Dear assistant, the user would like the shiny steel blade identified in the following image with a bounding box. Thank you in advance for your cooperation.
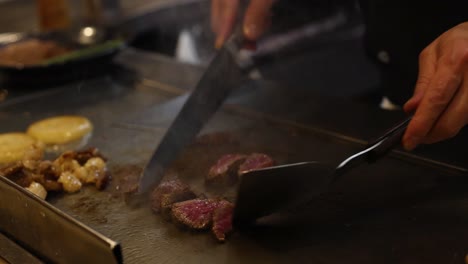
[138,44,245,194]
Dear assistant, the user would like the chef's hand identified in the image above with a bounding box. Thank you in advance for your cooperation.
[211,0,275,49]
[403,22,468,150]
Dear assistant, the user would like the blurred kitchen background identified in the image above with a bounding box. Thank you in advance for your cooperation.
[0,0,381,101]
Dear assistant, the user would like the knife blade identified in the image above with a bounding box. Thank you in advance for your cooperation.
[138,33,249,194]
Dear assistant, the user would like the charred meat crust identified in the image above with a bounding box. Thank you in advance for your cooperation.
[206,154,247,186]
[151,179,192,213]
[212,200,234,242]
[171,199,221,230]
[151,152,275,242]
[160,190,197,220]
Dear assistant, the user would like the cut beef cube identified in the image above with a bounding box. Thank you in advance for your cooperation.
[212,200,234,242]
[171,199,220,230]
[238,153,275,176]
[160,190,196,220]
[206,154,246,186]
[150,179,193,213]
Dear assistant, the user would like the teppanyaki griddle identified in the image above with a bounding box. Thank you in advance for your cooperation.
[1,75,468,263]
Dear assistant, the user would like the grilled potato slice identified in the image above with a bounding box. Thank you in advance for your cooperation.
[27,116,93,145]
[0,133,36,164]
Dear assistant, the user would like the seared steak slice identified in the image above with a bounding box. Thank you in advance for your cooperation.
[206,154,246,186]
[212,200,234,242]
[171,199,220,230]
[238,153,275,175]
[160,190,196,220]
[150,179,193,213]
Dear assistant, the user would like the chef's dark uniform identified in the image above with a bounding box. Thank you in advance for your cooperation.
[359,0,468,105]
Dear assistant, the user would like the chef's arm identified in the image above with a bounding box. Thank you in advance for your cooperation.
[211,0,275,49]
[403,22,468,150]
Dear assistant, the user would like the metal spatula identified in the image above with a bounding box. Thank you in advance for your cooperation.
[233,115,412,226]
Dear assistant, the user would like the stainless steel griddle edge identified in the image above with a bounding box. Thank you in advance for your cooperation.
[0,176,122,263]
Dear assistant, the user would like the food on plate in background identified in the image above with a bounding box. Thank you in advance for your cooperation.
[0,146,109,199]
[0,39,71,67]
[0,133,38,164]
[36,0,71,31]
[27,115,93,152]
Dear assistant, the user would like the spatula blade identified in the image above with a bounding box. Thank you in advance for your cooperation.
[233,161,334,226]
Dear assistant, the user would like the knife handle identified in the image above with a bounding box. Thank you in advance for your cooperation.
[366,115,412,162]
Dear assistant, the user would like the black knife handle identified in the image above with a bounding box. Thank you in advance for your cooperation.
[366,115,413,162]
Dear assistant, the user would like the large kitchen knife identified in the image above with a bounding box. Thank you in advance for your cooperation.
[138,32,253,194]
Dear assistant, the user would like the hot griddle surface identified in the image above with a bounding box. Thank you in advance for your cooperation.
[1,78,468,263]
[49,100,468,263]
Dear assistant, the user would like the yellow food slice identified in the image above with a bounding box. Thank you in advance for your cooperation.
[0,133,36,164]
[27,116,93,145]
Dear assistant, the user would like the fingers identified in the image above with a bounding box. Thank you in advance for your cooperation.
[422,73,468,144]
[243,0,275,41]
[402,63,462,150]
[211,0,221,34]
[212,0,274,48]
[215,0,239,49]
[404,47,437,113]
